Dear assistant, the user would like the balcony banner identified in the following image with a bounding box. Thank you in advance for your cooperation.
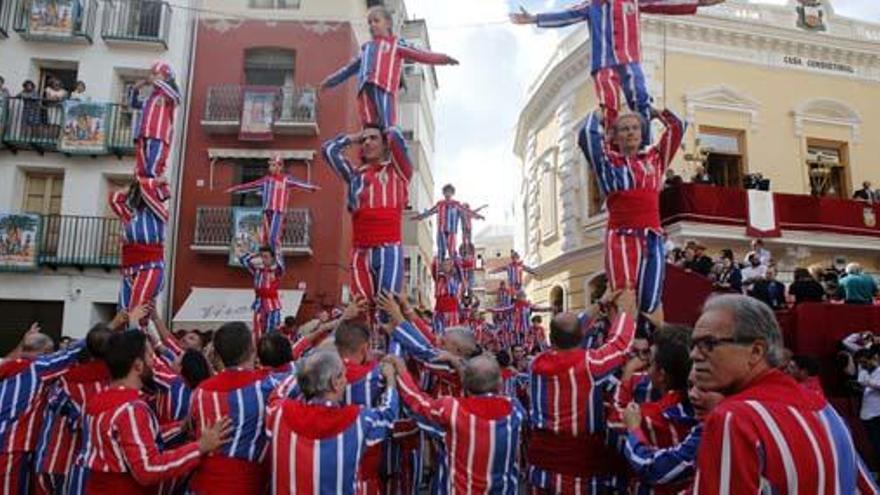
[0,213,40,271]
[229,207,263,267]
[239,88,276,141]
[28,0,76,36]
[746,189,781,238]
[59,100,109,155]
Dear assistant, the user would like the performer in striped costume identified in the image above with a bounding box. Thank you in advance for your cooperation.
[187,323,284,494]
[491,251,535,292]
[412,184,463,262]
[323,125,413,322]
[264,351,399,495]
[227,154,319,251]
[579,108,685,331]
[432,257,463,334]
[238,246,285,340]
[0,328,83,495]
[109,180,168,330]
[130,61,180,180]
[77,331,230,494]
[460,203,487,245]
[321,5,458,128]
[511,0,715,144]
[34,323,114,495]
[692,294,879,494]
[388,354,527,494]
[525,290,637,493]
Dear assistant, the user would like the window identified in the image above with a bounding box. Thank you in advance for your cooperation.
[244,48,295,87]
[550,286,564,314]
[23,172,63,215]
[539,150,558,240]
[248,0,301,8]
[806,139,849,199]
[232,161,266,207]
[697,127,747,188]
[38,64,79,95]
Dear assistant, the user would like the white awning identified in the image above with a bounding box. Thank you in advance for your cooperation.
[208,148,314,160]
[172,287,304,332]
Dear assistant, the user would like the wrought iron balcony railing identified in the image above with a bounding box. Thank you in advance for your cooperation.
[1,97,140,156]
[38,214,122,268]
[101,0,171,48]
[14,0,97,43]
[0,0,13,37]
[202,85,319,136]
[193,207,312,252]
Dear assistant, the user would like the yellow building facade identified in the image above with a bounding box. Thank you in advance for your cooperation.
[513,0,880,312]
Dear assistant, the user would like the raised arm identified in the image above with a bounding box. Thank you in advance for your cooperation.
[640,0,700,15]
[35,339,86,380]
[362,368,400,445]
[412,202,440,221]
[283,176,320,192]
[586,291,637,379]
[386,127,413,181]
[226,176,266,195]
[397,44,458,66]
[395,365,450,427]
[108,190,133,223]
[533,3,591,28]
[322,56,362,90]
[623,425,700,486]
[322,134,357,184]
[578,110,613,197]
[238,252,259,275]
[651,109,686,172]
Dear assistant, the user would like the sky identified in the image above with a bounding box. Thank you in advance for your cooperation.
[402,0,880,229]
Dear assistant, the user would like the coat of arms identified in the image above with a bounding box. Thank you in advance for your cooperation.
[864,207,876,228]
[796,0,826,32]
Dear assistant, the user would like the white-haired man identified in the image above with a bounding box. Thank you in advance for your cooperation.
[837,262,878,305]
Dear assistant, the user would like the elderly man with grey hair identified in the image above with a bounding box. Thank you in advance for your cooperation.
[377,293,478,397]
[837,262,878,305]
[691,294,878,493]
[264,349,399,493]
[385,353,527,493]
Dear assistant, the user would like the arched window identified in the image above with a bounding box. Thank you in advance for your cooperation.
[550,286,564,315]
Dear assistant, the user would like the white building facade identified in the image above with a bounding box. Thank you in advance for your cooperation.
[0,0,195,346]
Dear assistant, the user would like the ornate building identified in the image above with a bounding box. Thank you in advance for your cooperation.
[514,0,880,312]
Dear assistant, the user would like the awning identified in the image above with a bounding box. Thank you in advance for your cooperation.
[172,287,304,332]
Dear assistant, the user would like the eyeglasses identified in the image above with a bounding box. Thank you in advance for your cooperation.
[691,336,754,354]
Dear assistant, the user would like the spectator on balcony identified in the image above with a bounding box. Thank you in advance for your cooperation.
[18,80,42,128]
[855,347,880,462]
[748,267,786,310]
[746,238,772,267]
[680,241,713,277]
[0,76,9,98]
[788,267,826,304]
[854,181,876,203]
[740,253,767,294]
[714,250,742,293]
[43,77,67,134]
[663,169,683,189]
[69,81,90,102]
[837,263,878,305]
[690,165,714,185]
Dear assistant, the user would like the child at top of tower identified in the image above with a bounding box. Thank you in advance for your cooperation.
[321,5,459,129]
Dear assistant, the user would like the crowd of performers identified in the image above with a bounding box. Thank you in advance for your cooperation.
[4,1,878,494]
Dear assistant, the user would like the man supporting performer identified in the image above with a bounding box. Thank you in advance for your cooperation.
[109,179,169,330]
[227,154,318,251]
[511,0,721,144]
[579,108,685,331]
[323,124,413,324]
[236,245,285,340]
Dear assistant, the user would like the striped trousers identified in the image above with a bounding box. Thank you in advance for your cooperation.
[262,210,284,251]
[351,244,404,324]
[135,138,170,179]
[593,63,652,146]
[605,229,666,330]
[119,265,164,329]
[358,83,397,129]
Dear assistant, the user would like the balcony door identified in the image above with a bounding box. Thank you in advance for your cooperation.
[245,48,295,121]
[698,127,746,188]
[806,139,849,199]
[23,172,64,256]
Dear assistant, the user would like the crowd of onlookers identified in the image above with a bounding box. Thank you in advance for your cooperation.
[669,237,879,310]
[662,165,770,190]
[0,74,92,140]
[853,180,880,204]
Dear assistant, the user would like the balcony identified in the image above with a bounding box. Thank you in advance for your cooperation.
[38,214,121,268]
[201,85,319,136]
[192,207,312,255]
[0,0,12,37]
[14,0,97,43]
[101,0,170,49]
[2,97,139,156]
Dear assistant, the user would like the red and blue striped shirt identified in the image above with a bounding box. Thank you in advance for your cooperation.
[130,80,181,144]
[325,35,454,95]
[227,173,318,213]
[240,253,285,312]
[535,0,700,74]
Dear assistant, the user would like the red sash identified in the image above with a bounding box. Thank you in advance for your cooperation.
[86,472,153,495]
[435,295,458,313]
[606,189,661,230]
[352,208,402,247]
[121,244,164,268]
[527,429,625,477]
[255,288,279,300]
